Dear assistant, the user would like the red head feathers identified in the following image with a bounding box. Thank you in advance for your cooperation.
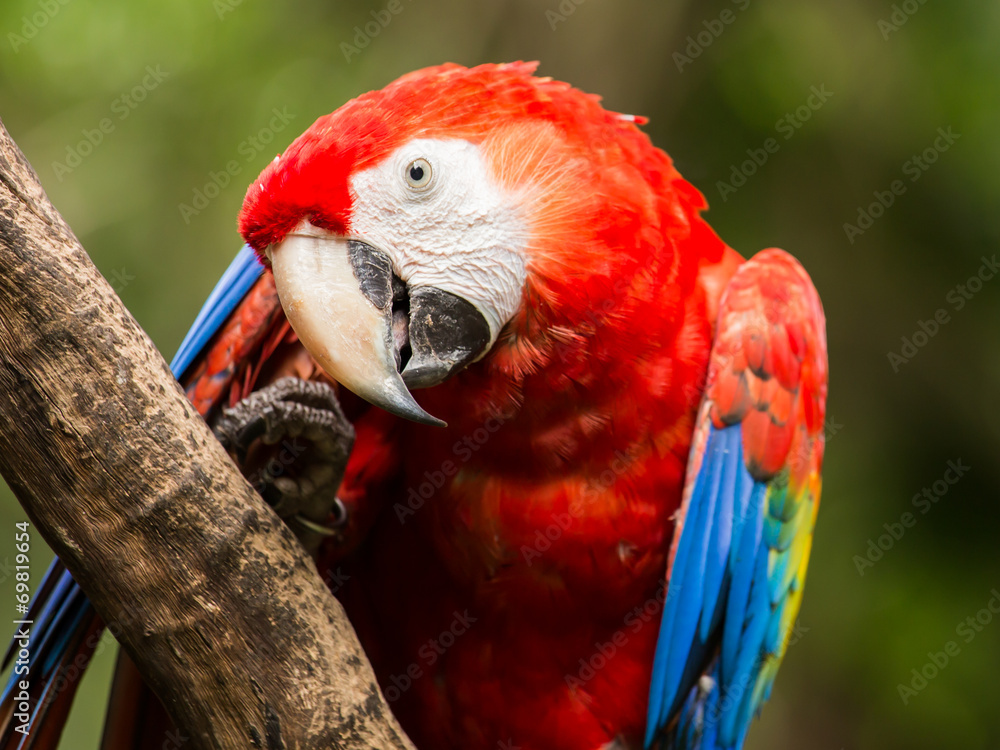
[238,62,732,423]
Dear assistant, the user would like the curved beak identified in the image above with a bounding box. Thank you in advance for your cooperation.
[268,230,490,427]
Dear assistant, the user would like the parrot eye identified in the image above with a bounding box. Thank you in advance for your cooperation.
[404,158,433,190]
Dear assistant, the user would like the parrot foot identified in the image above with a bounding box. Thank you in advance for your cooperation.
[212,377,355,554]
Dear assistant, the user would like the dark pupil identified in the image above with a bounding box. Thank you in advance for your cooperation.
[409,164,425,182]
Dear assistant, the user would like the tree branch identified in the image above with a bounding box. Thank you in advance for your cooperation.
[0,117,415,750]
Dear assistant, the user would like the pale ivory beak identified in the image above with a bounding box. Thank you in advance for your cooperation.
[268,232,446,427]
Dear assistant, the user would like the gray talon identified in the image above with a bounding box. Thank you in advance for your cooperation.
[212,377,355,553]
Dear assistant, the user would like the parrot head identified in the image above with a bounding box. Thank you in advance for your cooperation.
[239,62,714,427]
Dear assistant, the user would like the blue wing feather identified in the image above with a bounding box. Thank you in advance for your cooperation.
[645,423,772,750]
[0,245,264,744]
[646,457,708,730]
[645,418,818,750]
[169,245,265,378]
[663,451,719,697]
[723,545,770,742]
[721,479,764,687]
[647,248,826,750]
[699,428,739,643]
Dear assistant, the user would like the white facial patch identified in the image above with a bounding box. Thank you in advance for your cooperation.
[347,138,528,348]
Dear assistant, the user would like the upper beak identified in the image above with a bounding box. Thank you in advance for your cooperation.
[268,231,490,427]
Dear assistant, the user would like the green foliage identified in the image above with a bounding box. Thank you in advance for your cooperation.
[1,0,998,747]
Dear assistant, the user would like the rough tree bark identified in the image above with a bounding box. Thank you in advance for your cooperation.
[0,118,416,750]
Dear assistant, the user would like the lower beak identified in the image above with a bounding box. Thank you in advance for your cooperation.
[269,232,489,427]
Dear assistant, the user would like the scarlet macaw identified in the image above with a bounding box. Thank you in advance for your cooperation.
[1,62,827,750]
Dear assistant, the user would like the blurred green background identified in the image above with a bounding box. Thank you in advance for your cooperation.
[1,0,998,748]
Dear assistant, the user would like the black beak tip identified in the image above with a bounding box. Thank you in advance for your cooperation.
[403,286,491,390]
